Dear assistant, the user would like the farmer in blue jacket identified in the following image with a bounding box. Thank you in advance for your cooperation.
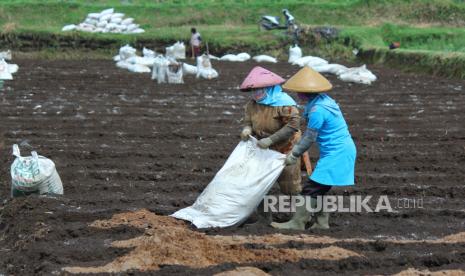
[271,67,357,230]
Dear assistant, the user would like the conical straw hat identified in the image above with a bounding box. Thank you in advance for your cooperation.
[240,66,285,91]
[282,67,332,93]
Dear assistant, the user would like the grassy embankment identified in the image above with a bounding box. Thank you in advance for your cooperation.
[0,0,464,77]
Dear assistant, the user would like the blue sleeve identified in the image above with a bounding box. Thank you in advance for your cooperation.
[307,106,325,131]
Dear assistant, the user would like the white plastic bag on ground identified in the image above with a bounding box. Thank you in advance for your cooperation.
[253,55,277,63]
[182,63,198,75]
[338,65,377,85]
[10,144,63,196]
[288,45,302,63]
[171,137,285,228]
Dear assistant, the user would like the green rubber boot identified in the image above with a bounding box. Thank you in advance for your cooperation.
[310,212,330,229]
[270,201,310,230]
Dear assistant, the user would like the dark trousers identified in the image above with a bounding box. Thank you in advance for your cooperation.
[301,179,331,198]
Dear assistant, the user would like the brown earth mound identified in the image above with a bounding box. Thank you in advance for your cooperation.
[63,209,360,273]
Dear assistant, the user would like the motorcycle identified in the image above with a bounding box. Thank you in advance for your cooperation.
[259,9,300,43]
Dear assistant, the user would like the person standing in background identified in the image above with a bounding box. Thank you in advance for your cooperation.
[190,27,202,58]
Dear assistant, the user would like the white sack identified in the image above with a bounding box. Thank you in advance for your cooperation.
[288,45,302,63]
[253,55,277,63]
[10,144,63,195]
[236,52,251,61]
[111,13,125,19]
[126,23,139,32]
[119,44,137,60]
[196,55,218,79]
[182,63,198,75]
[338,64,377,85]
[110,17,122,24]
[143,47,156,58]
[100,8,114,16]
[312,63,348,75]
[292,56,327,67]
[99,13,112,22]
[131,28,145,34]
[0,59,13,80]
[87,13,101,20]
[167,64,184,84]
[62,24,76,32]
[0,50,12,60]
[96,21,107,28]
[127,64,151,73]
[208,54,220,60]
[84,18,98,25]
[220,54,240,62]
[304,56,328,67]
[121,18,134,25]
[8,64,18,74]
[171,137,285,228]
[116,61,131,70]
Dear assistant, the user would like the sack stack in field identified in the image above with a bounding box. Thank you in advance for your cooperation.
[115,45,154,73]
[288,44,377,85]
[62,8,145,34]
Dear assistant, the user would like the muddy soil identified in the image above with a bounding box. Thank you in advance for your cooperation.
[0,59,464,275]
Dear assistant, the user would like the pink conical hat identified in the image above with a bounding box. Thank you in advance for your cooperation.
[240,66,285,91]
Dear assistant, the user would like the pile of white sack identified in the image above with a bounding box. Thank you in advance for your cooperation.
[62,8,144,34]
[114,45,154,73]
[0,50,19,81]
[288,45,377,85]
[113,43,218,83]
